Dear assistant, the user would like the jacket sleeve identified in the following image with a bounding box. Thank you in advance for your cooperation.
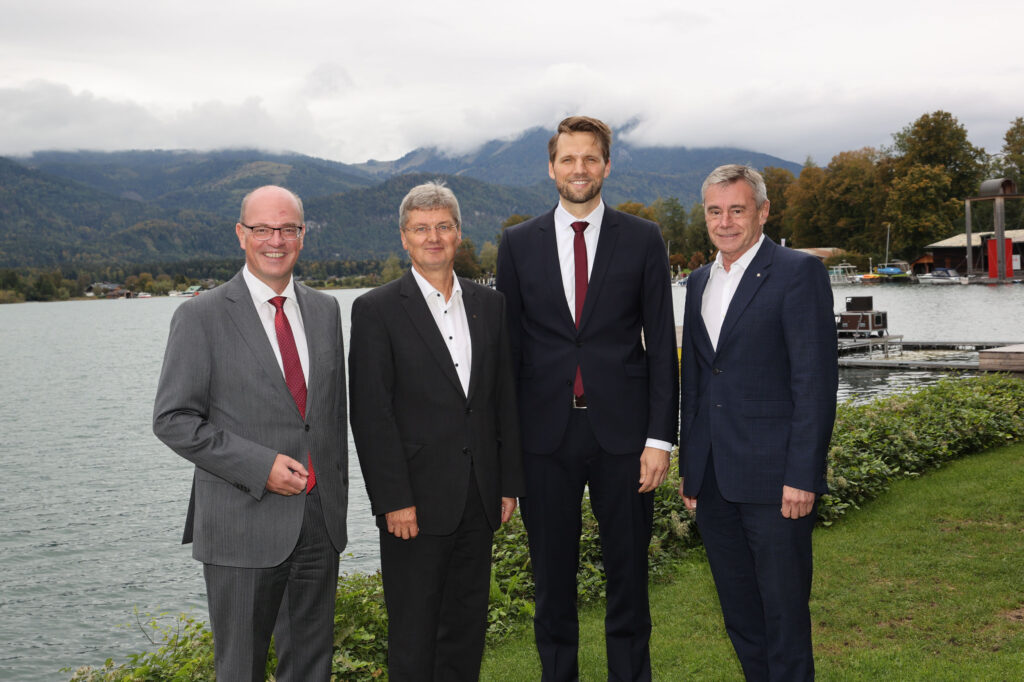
[152,301,277,500]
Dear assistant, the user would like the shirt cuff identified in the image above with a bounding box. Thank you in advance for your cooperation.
[644,438,673,453]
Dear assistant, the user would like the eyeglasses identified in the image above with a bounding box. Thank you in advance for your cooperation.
[241,223,304,241]
[402,223,459,236]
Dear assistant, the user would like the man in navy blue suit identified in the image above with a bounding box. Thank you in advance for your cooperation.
[679,165,838,681]
[497,116,678,681]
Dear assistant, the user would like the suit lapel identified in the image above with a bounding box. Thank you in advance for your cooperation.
[578,208,620,333]
[687,265,716,357]
[293,283,323,410]
[462,279,486,402]
[538,209,577,331]
[222,272,298,413]
[399,271,467,399]
[716,238,775,351]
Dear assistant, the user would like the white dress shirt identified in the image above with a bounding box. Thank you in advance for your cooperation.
[242,266,310,386]
[554,200,671,453]
[701,233,766,351]
[411,267,472,396]
[554,201,603,322]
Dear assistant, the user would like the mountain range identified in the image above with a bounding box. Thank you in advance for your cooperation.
[0,127,801,268]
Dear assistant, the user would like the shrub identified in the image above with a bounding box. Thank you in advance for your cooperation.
[69,375,1024,680]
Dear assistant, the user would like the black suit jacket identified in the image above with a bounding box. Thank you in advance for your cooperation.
[496,206,678,455]
[348,271,525,535]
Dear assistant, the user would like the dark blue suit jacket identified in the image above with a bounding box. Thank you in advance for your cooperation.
[496,206,678,456]
[680,237,837,504]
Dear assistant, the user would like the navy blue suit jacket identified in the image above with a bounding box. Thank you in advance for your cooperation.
[496,206,678,456]
[680,237,837,504]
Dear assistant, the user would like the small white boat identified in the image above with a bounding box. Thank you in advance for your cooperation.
[917,267,967,285]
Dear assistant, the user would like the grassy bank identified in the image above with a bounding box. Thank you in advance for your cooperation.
[481,442,1024,680]
[68,375,1024,680]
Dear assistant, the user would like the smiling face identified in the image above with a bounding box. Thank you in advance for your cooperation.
[704,180,770,269]
[235,186,304,294]
[400,207,461,277]
[548,131,611,217]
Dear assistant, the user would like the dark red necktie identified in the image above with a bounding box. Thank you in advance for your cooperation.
[571,221,588,398]
[270,296,315,492]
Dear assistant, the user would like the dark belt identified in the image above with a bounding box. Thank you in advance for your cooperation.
[572,394,587,409]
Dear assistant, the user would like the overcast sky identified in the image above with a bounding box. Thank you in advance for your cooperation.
[1,0,1021,167]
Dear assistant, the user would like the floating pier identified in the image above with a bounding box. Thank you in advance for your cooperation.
[838,339,1024,371]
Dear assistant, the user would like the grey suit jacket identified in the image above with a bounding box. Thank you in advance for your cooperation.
[348,271,524,535]
[153,271,348,567]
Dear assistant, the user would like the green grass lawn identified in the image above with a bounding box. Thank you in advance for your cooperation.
[480,444,1024,681]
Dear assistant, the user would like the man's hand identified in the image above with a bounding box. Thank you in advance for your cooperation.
[266,454,308,495]
[781,485,816,519]
[500,497,518,524]
[386,506,419,539]
[677,477,697,511]
[638,446,670,493]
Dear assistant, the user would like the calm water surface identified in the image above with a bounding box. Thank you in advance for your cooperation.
[1,283,1022,679]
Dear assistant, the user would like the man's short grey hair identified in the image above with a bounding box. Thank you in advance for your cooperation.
[701,165,768,208]
[399,181,462,229]
[239,185,305,223]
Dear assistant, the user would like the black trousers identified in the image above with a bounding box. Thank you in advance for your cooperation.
[696,457,817,682]
[203,486,340,682]
[521,410,654,682]
[380,477,494,681]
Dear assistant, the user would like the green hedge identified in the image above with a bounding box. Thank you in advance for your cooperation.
[69,374,1024,681]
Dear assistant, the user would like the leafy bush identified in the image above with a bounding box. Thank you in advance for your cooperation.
[69,375,1024,680]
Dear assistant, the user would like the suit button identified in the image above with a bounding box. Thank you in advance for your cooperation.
[462,447,470,455]
[465,407,472,415]
[304,424,310,431]
[576,341,583,347]
[712,368,721,375]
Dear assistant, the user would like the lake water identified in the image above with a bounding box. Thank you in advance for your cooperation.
[1,283,1023,680]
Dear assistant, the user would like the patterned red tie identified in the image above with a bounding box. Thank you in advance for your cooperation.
[571,221,589,398]
[270,296,315,492]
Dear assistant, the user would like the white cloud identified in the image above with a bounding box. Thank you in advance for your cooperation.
[0,0,1021,165]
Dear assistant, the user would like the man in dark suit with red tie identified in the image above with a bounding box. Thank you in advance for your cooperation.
[679,165,838,681]
[496,116,678,681]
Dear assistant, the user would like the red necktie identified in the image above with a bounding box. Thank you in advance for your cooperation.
[571,221,588,398]
[270,296,315,492]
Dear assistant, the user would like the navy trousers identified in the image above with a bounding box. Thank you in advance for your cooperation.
[696,457,817,682]
[521,411,654,682]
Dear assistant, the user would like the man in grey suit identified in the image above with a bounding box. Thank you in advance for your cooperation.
[349,181,524,680]
[153,185,348,681]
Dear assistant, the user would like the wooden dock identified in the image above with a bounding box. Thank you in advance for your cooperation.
[837,338,1024,371]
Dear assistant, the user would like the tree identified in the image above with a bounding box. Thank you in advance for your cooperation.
[379,253,403,283]
[682,201,713,262]
[454,238,482,279]
[820,148,888,253]
[782,162,828,247]
[892,110,986,200]
[998,117,1024,187]
[615,201,655,221]
[883,164,961,259]
[762,166,795,244]
[478,240,498,274]
[650,197,688,256]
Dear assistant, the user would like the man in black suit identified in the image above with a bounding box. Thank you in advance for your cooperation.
[349,181,525,681]
[679,165,838,681]
[496,116,678,681]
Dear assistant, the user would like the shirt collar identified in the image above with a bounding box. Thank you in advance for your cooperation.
[411,267,462,303]
[713,233,766,273]
[554,200,605,233]
[242,264,297,305]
